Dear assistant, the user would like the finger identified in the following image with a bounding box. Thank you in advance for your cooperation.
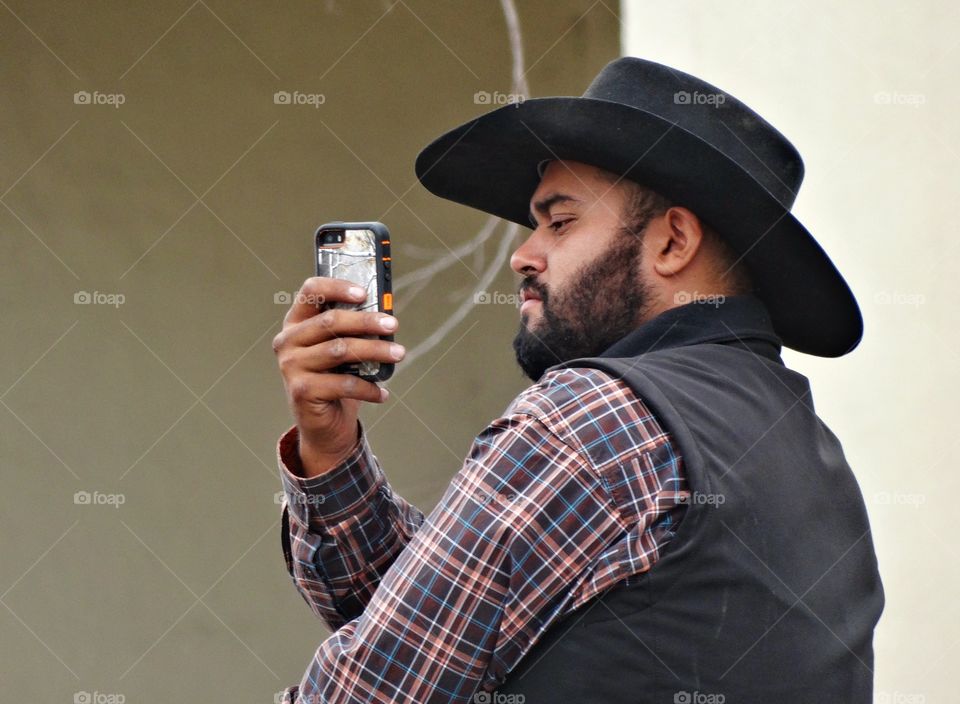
[279,308,398,349]
[284,276,367,326]
[300,337,405,372]
[294,373,387,404]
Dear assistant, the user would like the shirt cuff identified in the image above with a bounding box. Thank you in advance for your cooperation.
[276,421,385,530]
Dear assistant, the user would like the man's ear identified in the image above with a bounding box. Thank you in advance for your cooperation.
[650,207,705,278]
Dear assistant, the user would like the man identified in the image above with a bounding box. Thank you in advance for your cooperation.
[272,57,883,702]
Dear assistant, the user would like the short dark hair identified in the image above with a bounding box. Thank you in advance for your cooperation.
[618,179,754,296]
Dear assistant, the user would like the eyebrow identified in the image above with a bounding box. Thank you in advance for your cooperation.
[528,193,581,227]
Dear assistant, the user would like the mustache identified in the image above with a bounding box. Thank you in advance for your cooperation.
[519,278,549,303]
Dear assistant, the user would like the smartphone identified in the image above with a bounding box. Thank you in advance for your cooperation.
[315,221,394,382]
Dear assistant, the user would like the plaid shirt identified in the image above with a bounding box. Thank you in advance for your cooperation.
[277,367,688,703]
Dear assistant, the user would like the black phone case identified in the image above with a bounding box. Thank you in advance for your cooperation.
[315,221,394,382]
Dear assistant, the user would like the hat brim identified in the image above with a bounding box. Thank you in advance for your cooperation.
[415,97,863,357]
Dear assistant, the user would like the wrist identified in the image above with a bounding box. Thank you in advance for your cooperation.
[296,424,361,478]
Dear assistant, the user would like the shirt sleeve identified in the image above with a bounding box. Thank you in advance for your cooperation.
[277,420,426,631]
[278,368,682,702]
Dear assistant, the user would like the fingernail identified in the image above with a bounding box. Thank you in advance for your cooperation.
[349,286,365,299]
[380,387,390,401]
[381,316,398,331]
[390,343,405,360]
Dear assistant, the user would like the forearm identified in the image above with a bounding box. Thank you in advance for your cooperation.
[278,422,425,630]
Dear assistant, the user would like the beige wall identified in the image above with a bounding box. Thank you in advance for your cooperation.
[0,1,619,699]
[625,0,959,700]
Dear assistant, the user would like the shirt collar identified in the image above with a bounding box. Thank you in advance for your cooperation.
[596,294,783,360]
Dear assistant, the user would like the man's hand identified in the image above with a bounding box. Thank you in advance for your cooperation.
[273,277,404,477]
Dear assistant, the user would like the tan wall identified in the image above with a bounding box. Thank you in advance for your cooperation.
[0,2,619,699]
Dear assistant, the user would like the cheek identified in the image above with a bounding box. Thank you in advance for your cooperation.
[544,234,588,276]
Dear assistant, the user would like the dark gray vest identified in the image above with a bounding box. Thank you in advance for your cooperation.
[494,295,884,703]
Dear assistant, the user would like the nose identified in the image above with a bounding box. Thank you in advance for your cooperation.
[510,227,547,276]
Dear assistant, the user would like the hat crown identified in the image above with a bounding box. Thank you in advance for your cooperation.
[583,57,804,209]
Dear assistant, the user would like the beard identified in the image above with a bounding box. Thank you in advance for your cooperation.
[512,230,656,382]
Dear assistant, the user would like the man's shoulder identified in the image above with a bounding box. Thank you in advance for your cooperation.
[509,366,624,416]
[507,367,670,461]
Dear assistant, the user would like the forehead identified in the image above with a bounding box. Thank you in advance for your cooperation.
[529,160,617,205]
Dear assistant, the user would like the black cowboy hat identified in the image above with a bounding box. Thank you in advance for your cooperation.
[414,56,863,358]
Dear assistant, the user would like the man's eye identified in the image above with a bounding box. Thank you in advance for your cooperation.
[550,219,573,232]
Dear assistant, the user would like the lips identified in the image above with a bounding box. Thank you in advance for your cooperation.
[520,281,544,303]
